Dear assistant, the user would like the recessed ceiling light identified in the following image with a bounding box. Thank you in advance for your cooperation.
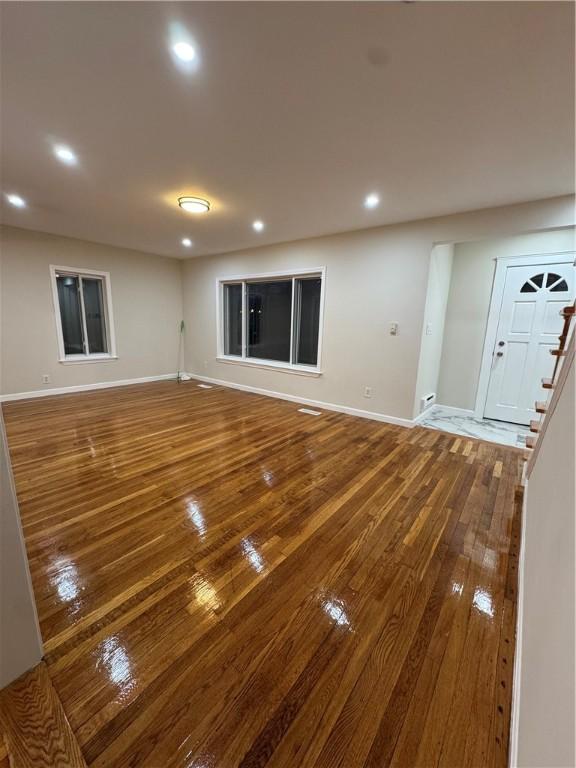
[364,193,380,209]
[54,144,77,165]
[182,238,193,247]
[5,193,26,208]
[252,220,264,232]
[173,42,196,62]
[178,196,210,214]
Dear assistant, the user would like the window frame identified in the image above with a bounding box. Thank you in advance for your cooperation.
[216,267,326,376]
[50,265,118,364]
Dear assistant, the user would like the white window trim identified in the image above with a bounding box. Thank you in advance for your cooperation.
[50,265,118,364]
[216,267,326,375]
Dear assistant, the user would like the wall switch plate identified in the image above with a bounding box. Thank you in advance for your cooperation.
[41,374,50,384]
[390,322,398,336]
[364,386,372,398]
[426,323,433,336]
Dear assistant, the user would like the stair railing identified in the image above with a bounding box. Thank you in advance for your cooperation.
[525,302,575,475]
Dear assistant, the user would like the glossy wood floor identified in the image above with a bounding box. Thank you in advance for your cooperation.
[2,381,523,768]
[0,663,86,768]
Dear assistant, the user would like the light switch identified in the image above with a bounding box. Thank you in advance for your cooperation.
[426,323,433,336]
[390,322,398,336]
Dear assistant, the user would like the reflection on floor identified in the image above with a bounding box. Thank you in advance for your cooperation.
[420,406,530,448]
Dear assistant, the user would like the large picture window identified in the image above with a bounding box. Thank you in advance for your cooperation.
[219,269,324,372]
[50,266,117,362]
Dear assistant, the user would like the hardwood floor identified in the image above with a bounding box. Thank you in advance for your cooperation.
[2,380,523,767]
[0,663,86,768]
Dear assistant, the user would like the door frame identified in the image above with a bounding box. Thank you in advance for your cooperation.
[474,251,575,419]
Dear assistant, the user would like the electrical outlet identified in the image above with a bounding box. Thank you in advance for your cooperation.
[364,386,372,398]
[426,322,433,336]
[390,322,399,336]
[41,374,50,384]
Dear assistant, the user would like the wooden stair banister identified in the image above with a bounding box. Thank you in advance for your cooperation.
[525,300,575,460]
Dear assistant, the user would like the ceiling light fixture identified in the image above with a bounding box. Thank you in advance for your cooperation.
[182,238,193,247]
[173,42,196,62]
[5,193,26,208]
[54,144,77,165]
[252,220,264,232]
[364,193,380,209]
[178,196,210,214]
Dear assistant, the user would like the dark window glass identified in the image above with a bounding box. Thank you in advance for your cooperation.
[224,283,243,356]
[82,278,107,354]
[550,279,568,293]
[56,275,84,355]
[546,272,561,287]
[531,273,544,288]
[247,281,292,362]
[520,281,536,293]
[294,278,321,366]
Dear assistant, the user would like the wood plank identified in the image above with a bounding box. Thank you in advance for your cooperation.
[0,663,86,768]
[1,380,523,768]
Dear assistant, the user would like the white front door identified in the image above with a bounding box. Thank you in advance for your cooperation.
[484,261,574,424]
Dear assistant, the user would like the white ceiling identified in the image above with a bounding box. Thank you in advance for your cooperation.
[1,1,574,259]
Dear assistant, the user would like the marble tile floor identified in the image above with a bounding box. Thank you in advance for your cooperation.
[419,406,530,448]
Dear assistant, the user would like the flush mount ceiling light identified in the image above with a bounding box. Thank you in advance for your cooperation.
[173,41,196,62]
[181,238,193,247]
[364,193,380,209]
[252,220,264,232]
[178,196,210,214]
[5,193,26,208]
[54,144,78,165]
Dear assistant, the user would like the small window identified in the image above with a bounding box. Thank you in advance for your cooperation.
[51,266,116,362]
[531,273,544,288]
[550,279,568,292]
[294,277,322,366]
[520,271,570,294]
[223,283,242,356]
[219,270,324,372]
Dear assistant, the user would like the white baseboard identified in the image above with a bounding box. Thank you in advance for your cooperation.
[509,484,528,768]
[430,404,476,418]
[0,373,177,402]
[186,373,415,428]
[412,408,433,425]
[2,371,422,430]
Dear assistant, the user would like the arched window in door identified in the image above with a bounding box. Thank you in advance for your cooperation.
[520,271,569,294]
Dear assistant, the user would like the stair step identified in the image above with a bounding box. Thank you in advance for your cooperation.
[535,401,548,414]
[542,378,554,389]
[529,420,541,433]
[525,435,537,449]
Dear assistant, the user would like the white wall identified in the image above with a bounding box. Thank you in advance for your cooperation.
[438,227,576,411]
[182,196,575,422]
[514,353,575,767]
[0,226,184,396]
[413,243,453,416]
[0,410,43,687]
